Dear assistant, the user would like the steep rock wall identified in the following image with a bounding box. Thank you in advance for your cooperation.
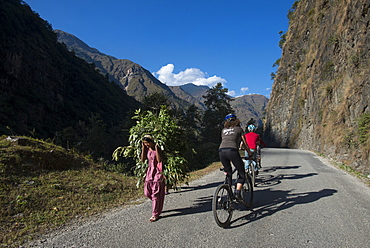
[264,0,370,174]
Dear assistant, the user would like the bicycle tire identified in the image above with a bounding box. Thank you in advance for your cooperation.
[257,157,262,169]
[212,184,233,228]
[241,174,253,208]
[246,160,256,187]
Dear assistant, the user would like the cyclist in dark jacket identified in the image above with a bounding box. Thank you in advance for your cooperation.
[219,114,252,200]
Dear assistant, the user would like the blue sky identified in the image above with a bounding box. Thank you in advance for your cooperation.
[24,0,295,98]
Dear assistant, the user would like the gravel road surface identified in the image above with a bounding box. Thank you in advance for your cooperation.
[27,148,370,248]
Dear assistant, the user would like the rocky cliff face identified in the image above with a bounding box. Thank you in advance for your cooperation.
[264,0,370,175]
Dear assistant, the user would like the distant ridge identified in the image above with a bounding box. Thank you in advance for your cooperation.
[55,30,268,125]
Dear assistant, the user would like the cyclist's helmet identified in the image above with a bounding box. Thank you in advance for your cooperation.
[224,113,236,122]
[247,124,256,132]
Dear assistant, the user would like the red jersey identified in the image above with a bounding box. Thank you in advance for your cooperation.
[244,132,260,150]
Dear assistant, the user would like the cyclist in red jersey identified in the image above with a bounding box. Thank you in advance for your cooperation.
[242,124,266,170]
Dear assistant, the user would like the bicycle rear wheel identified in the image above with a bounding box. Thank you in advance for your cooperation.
[241,175,253,208]
[256,156,262,169]
[212,184,233,228]
[246,160,256,187]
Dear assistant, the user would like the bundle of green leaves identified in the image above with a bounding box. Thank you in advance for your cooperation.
[113,106,189,188]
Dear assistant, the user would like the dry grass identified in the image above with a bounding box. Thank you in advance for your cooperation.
[0,136,221,247]
[188,162,222,181]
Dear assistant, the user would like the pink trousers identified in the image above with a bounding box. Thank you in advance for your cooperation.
[144,180,165,217]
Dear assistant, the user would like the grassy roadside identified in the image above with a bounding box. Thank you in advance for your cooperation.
[315,152,370,187]
[0,136,221,247]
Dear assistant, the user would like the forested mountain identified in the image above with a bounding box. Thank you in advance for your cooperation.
[264,0,370,175]
[0,0,139,157]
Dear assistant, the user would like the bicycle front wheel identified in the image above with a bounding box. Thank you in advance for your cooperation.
[212,184,233,228]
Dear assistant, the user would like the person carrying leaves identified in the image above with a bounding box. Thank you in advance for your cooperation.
[141,134,165,222]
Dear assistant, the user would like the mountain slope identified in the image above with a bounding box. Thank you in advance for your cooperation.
[264,0,370,174]
[168,84,207,110]
[55,30,190,110]
[0,1,139,138]
[231,94,268,128]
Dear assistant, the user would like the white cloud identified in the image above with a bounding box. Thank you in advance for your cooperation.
[266,87,271,91]
[241,87,249,93]
[227,90,236,96]
[153,64,226,87]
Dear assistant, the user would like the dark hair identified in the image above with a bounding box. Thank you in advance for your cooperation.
[224,119,241,128]
[142,134,154,143]
[143,137,153,142]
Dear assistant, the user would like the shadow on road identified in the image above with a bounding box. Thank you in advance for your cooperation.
[229,188,337,228]
[262,165,301,173]
[255,172,318,188]
[161,195,213,218]
[161,182,220,218]
[173,182,221,193]
[162,163,334,228]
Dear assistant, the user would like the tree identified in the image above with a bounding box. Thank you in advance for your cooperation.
[112,106,189,188]
[178,104,202,142]
[142,92,171,112]
[201,83,234,143]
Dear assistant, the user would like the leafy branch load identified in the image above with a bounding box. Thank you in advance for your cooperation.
[113,107,189,188]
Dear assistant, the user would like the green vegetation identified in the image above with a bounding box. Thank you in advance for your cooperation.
[202,82,234,145]
[308,8,315,16]
[358,112,370,145]
[270,72,277,80]
[113,107,189,189]
[340,112,370,150]
[295,62,302,71]
[322,61,335,78]
[273,58,281,68]
[350,53,360,68]
[287,1,300,22]
[278,31,287,49]
[328,35,340,45]
[342,131,358,149]
[325,84,334,98]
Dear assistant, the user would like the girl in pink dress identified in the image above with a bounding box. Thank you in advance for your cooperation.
[140,134,165,222]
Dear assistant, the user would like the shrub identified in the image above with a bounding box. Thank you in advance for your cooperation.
[358,112,370,144]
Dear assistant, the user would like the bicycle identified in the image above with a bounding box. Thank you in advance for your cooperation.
[241,147,262,187]
[212,167,253,228]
